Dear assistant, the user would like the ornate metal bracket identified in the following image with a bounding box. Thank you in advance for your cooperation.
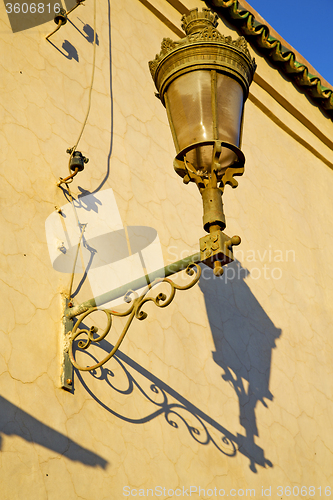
[61,263,201,388]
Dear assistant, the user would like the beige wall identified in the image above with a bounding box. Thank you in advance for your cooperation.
[0,0,333,498]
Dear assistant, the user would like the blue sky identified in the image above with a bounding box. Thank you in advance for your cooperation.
[246,0,333,86]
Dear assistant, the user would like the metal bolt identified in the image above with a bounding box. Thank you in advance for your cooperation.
[231,235,241,246]
[213,261,224,277]
[225,235,241,250]
[66,379,72,386]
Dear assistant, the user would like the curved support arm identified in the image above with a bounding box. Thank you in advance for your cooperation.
[66,263,201,372]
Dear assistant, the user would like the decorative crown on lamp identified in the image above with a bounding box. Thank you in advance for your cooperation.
[149,8,256,276]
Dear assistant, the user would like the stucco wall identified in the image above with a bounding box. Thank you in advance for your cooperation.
[0,0,333,498]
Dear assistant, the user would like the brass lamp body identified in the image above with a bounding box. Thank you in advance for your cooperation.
[149,8,256,275]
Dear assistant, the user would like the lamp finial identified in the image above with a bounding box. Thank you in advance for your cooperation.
[181,8,219,35]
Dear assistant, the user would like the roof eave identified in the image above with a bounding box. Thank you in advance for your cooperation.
[203,0,333,121]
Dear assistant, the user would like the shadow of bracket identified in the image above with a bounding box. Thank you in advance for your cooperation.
[76,347,273,471]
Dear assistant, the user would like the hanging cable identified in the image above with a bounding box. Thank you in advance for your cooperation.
[68,220,87,299]
[56,0,97,298]
[67,0,97,170]
[58,0,97,186]
[62,181,86,299]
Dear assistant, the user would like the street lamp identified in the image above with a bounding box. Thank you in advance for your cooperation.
[59,8,256,389]
[149,7,256,275]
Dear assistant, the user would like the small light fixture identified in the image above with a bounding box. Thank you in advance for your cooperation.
[149,8,256,275]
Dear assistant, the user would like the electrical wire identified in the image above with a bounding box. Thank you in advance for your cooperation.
[56,0,97,186]
[68,220,87,299]
[64,0,97,298]
[57,167,79,186]
[66,0,97,177]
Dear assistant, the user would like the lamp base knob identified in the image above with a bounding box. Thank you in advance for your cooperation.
[213,261,224,277]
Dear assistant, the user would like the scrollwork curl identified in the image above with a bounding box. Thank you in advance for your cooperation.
[68,263,201,372]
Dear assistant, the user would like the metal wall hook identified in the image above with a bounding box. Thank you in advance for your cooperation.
[46,8,68,40]
[46,1,85,40]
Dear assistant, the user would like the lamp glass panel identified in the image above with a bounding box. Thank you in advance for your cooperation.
[166,70,244,173]
[216,72,244,169]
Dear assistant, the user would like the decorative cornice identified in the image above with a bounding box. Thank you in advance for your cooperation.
[203,0,333,120]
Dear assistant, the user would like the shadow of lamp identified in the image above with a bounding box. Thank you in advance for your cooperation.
[60,8,256,391]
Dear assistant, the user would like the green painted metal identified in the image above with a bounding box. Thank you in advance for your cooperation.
[67,263,202,373]
[61,298,74,391]
[64,252,201,319]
